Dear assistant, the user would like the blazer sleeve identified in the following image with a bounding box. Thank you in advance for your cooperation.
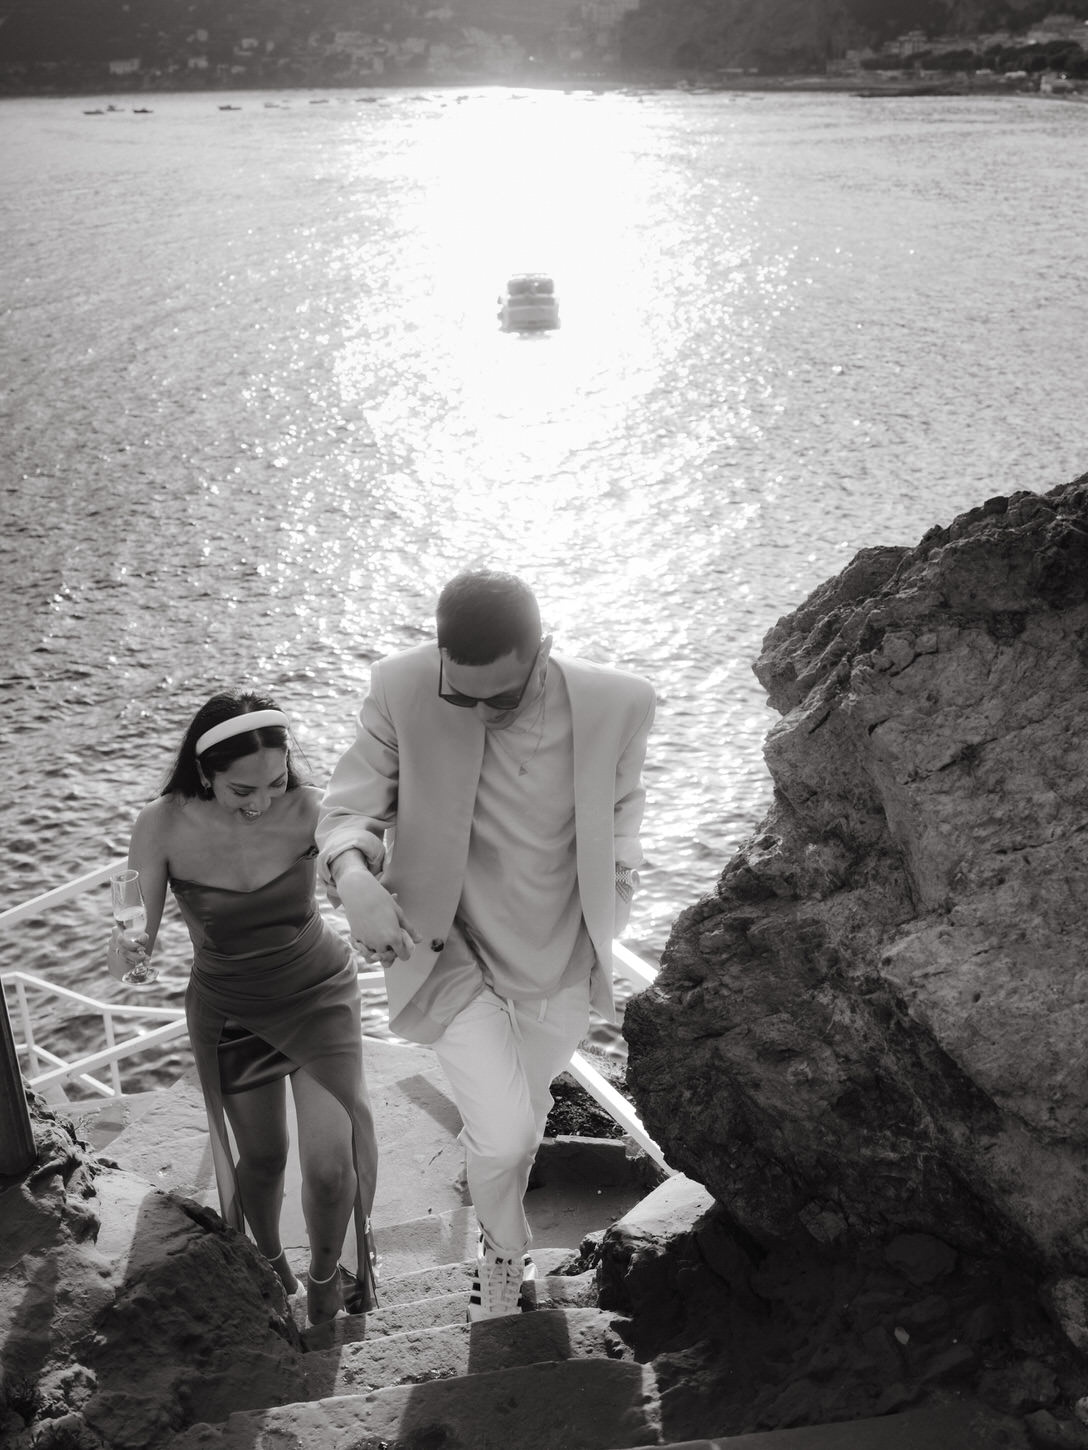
[316,662,399,888]
[614,685,655,869]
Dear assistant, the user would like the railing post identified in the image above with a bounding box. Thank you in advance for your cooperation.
[15,977,38,1077]
[0,987,36,1176]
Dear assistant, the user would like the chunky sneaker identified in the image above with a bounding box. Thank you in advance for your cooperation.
[475,1229,536,1290]
[467,1239,535,1322]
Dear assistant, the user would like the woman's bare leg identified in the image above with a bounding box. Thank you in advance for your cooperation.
[291,1069,357,1322]
[222,1077,297,1294]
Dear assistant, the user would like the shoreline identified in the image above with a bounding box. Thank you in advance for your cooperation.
[0,72,1071,104]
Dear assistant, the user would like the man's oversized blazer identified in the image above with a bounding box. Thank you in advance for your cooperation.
[317,644,655,1043]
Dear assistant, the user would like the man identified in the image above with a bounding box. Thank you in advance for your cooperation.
[316,570,654,1320]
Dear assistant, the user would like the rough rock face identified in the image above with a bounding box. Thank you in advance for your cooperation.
[0,1096,303,1449]
[626,476,1088,1301]
[595,1177,1065,1441]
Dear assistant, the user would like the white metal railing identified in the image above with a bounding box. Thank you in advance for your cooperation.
[0,860,127,929]
[2,863,667,1167]
[6,971,190,1099]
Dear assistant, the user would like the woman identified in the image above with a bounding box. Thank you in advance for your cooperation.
[109,689,378,1325]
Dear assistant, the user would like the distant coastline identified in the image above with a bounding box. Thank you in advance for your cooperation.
[4,0,1088,110]
[1,70,1084,103]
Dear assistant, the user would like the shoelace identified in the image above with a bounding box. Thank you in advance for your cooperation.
[480,1253,523,1312]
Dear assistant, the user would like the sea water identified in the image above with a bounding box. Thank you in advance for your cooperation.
[2,86,1086,1082]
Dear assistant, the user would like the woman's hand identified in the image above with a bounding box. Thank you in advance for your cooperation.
[107,924,151,982]
[335,860,420,966]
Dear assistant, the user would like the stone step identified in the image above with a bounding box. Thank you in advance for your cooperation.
[63,1090,164,1150]
[304,1288,471,1345]
[522,1269,602,1312]
[369,1240,576,1305]
[609,1399,1028,1449]
[167,1358,661,1450]
[303,1305,634,1397]
[299,1267,602,1349]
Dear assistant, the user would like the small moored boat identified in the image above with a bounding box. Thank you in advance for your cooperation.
[497,273,560,332]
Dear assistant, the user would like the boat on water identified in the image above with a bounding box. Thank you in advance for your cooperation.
[498,273,560,333]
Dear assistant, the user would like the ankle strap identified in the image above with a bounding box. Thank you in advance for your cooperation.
[308,1264,340,1286]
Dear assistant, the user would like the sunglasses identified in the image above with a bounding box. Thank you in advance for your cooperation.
[439,645,541,712]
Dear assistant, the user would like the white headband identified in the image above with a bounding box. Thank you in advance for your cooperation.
[195,709,290,756]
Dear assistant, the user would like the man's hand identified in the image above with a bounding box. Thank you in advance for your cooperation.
[335,857,420,966]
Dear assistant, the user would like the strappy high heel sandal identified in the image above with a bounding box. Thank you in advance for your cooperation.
[267,1248,299,1297]
[341,1218,380,1314]
[306,1262,344,1326]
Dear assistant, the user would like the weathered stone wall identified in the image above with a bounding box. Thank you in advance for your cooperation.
[626,476,1088,1290]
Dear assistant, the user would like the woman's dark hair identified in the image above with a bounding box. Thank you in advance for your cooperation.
[436,570,541,665]
[161,689,305,800]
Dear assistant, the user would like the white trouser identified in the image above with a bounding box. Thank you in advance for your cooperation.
[431,976,591,1257]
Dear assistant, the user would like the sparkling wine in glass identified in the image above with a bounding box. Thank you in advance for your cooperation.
[111,869,157,985]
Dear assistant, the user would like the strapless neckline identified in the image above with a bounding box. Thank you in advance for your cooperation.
[171,844,317,897]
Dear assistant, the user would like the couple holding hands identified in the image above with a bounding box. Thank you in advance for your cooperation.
[109,570,655,1328]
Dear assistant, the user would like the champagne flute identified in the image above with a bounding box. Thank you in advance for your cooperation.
[111,869,157,985]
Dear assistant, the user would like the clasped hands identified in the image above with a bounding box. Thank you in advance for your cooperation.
[335,856,420,967]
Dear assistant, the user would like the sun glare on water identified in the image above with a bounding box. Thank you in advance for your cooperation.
[332,90,685,560]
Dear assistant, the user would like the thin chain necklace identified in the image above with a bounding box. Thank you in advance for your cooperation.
[486,684,547,777]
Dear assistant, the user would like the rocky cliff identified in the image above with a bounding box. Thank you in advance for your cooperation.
[626,476,1088,1338]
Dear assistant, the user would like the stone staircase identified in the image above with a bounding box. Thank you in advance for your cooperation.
[79,1039,1029,1450]
[163,1229,660,1450]
[158,1216,1021,1450]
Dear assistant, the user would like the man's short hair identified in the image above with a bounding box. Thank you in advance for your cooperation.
[436,570,541,664]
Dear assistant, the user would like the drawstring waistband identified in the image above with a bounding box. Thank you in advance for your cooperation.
[499,995,548,1043]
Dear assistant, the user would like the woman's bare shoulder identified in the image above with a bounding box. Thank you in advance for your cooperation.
[132,793,193,846]
[294,784,323,828]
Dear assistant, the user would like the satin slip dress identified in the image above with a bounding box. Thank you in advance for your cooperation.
[172,844,378,1310]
